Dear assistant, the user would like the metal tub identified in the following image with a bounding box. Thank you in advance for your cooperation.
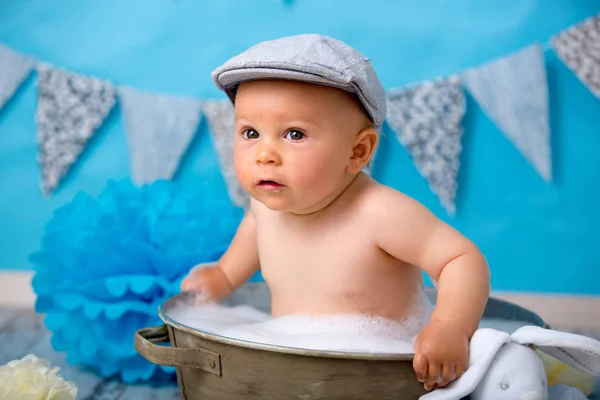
[135,283,546,400]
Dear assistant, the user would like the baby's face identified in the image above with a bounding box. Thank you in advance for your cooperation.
[233,80,369,214]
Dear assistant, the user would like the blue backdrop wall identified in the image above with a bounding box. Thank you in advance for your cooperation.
[0,0,599,295]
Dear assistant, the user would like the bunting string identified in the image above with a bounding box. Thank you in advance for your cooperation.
[0,13,598,214]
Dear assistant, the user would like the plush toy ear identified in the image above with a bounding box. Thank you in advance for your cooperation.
[419,328,511,400]
[511,325,600,377]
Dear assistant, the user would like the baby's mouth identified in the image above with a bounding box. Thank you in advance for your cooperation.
[257,180,284,190]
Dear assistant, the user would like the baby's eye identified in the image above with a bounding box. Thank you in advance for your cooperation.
[243,129,259,139]
[285,130,305,141]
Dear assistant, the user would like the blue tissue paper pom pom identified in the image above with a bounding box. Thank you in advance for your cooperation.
[29,179,249,383]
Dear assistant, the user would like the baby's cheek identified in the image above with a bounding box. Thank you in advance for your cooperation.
[295,159,338,192]
[234,155,253,185]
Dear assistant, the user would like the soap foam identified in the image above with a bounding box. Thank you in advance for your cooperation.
[166,293,434,355]
[165,294,536,356]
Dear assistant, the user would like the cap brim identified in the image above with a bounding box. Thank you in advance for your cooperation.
[215,67,378,126]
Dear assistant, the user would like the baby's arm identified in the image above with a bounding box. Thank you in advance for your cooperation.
[180,209,260,302]
[368,186,489,389]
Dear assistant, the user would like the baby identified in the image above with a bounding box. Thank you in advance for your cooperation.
[181,34,490,392]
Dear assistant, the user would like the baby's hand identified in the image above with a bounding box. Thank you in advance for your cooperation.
[413,319,469,391]
[180,264,232,304]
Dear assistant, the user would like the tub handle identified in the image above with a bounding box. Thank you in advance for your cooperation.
[135,324,221,376]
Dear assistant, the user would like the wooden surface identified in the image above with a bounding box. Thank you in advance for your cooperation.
[1,306,599,399]
[0,307,180,400]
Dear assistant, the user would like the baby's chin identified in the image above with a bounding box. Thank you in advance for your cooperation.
[251,192,317,214]
[255,196,297,212]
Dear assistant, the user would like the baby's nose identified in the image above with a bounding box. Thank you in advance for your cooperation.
[255,142,282,165]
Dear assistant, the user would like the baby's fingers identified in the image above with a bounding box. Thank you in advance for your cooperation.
[436,363,455,388]
[180,276,194,291]
[433,362,467,390]
[454,361,467,380]
[180,277,207,303]
[424,362,441,391]
[180,276,200,292]
[412,354,428,383]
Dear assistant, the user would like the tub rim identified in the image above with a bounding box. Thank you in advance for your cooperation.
[157,289,547,361]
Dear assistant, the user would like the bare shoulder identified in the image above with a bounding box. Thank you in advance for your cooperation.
[355,177,436,224]
[355,178,478,274]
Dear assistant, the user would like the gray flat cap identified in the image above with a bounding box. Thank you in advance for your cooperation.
[211,34,387,127]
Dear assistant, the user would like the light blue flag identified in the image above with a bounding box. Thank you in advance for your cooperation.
[201,100,250,209]
[386,76,466,215]
[118,86,203,185]
[0,43,34,111]
[461,44,552,182]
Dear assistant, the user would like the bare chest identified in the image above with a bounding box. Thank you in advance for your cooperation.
[255,214,384,286]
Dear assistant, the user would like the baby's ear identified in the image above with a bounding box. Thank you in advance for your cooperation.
[348,127,378,174]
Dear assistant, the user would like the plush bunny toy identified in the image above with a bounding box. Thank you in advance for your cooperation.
[419,325,600,400]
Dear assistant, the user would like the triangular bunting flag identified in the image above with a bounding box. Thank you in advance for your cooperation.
[461,44,552,181]
[201,100,250,209]
[386,76,466,215]
[0,43,34,112]
[118,86,202,185]
[551,14,600,99]
[36,63,116,195]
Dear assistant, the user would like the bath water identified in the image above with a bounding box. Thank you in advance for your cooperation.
[166,294,532,354]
